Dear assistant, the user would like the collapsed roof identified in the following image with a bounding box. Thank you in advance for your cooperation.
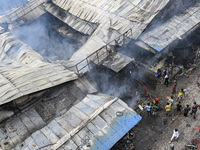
[0,26,78,105]
[139,1,200,51]
[0,94,141,150]
[0,0,199,105]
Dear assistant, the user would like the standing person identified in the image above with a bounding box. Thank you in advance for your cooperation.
[144,103,152,116]
[184,105,190,117]
[150,99,156,106]
[168,96,174,105]
[164,74,169,86]
[156,98,160,106]
[169,129,179,143]
[162,69,167,78]
[176,101,182,114]
[171,80,177,94]
[152,105,159,116]
[177,89,185,101]
[165,102,172,116]
[190,101,199,119]
[157,69,161,78]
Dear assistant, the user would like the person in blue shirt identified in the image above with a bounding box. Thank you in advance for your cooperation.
[144,103,152,116]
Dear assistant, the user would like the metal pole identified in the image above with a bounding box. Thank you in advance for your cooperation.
[123,33,125,45]
[96,51,99,64]
[106,45,109,58]
[86,58,90,70]
[76,65,79,76]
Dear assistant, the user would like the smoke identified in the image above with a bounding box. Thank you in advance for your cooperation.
[91,64,149,108]
[0,0,28,15]
[119,40,155,64]
[9,13,88,62]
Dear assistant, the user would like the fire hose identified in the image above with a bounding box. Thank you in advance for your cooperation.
[133,77,178,111]
[135,75,200,111]
[133,77,182,124]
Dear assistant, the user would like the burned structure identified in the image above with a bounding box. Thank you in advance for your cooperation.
[0,0,200,149]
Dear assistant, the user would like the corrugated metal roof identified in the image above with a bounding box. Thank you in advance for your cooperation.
[45,0,170,67]
[12,94,141,150]
[139,2,200,51]
[0,27,78,105]
[0,0,46,24]
[51,0,170,39]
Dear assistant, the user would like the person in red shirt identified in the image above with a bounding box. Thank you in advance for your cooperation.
[172,80,177,94]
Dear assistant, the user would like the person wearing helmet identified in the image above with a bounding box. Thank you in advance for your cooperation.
[156,98,160,106]
[172,80,177,94]
[190,101,199,119]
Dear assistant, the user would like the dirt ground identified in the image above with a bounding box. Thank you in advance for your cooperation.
[149,64,200,150]
[112,64,200,150]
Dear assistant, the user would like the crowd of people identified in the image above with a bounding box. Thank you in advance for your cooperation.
[143,67,200,147]
[143,86,198,118]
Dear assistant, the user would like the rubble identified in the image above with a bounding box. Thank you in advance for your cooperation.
[0,0,200,150]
